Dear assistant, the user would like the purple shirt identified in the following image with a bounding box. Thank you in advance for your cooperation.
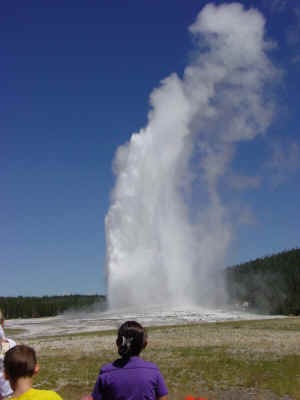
[91,356,168,400]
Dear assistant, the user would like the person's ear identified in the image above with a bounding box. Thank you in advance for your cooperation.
[143,339,148,350]
[33,364,40,376]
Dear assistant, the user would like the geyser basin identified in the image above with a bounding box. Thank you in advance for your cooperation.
[6,305,282,339]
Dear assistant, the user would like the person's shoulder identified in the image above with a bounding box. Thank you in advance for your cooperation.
[41,390,62,400]
[99,361,116,374]
[7,338,17,347]
[30,388,63,400]
[11,389,62,400]
[100,357,160,373]
[130,357,160,370]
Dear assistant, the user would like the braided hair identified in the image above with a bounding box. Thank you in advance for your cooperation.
[116,321,147,358]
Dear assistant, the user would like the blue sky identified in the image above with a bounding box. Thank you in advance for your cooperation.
[1,0,300,297]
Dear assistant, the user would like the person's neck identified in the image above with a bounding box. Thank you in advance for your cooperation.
[12,377,33,398]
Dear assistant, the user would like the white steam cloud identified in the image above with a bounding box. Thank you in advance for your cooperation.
[105,3,277,309]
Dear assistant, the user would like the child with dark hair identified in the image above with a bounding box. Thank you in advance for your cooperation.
[83,321,168,400]
[4,345,63,400]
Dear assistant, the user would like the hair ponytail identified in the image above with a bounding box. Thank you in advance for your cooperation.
[117,321,147,358]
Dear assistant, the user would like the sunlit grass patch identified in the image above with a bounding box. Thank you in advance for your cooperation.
[34,350,114,398]
[17,317,300,399]
[153,346,300,398]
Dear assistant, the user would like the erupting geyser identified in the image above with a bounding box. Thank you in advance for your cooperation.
[105,3,277,309]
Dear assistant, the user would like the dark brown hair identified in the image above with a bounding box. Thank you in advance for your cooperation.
[4,345,37,382]
[117,321,147,358]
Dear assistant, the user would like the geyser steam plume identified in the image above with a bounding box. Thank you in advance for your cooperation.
[105,3,277,309]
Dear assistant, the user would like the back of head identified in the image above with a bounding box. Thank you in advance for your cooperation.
[4,345,37,382]
[117,321,147,358]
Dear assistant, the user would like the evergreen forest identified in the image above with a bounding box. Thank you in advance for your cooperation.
[0,294,106,319]
[225,248,300,315]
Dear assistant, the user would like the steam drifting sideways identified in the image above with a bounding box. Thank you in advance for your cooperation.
[105,3,278,309]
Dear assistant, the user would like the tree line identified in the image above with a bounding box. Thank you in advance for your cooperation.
[0,294,106,319]
[225,248,300,315]
[3,248,300,318]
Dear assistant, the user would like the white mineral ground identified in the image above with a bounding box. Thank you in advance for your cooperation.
[6,306,283,339]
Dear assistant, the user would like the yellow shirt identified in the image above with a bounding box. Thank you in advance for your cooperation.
[11,388,62,400]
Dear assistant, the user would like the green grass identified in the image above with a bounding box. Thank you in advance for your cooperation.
[14,318,300,400]
[214,317,300,331]
[160,346,300,397]
[35,350,113,398]
[5,328,26,335]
